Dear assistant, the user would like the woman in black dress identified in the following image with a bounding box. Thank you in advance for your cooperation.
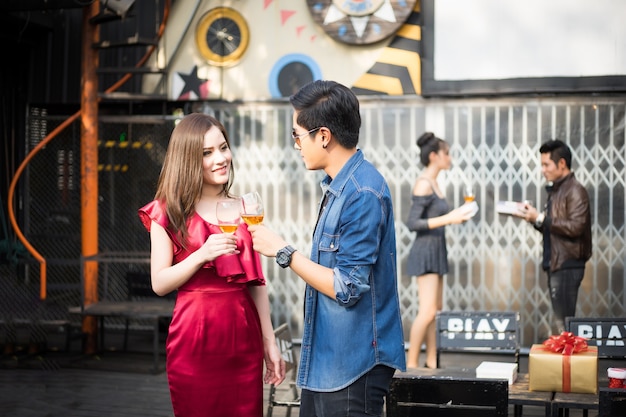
[405,132,473,369]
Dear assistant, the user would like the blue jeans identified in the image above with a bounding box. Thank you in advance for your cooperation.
[299,365,395,417]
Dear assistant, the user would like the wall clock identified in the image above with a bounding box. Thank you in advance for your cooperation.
[307,0,418,45]
[195,7,250,67]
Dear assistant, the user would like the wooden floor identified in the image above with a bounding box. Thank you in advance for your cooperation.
[0,329,299,417]
[1,365,303,417]
[1,367,173,417]
[0,328,594,417]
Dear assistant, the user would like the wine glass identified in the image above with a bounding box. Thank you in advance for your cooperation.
[216,199,241,234]
[463,184,475,203]
[240,191,264,225]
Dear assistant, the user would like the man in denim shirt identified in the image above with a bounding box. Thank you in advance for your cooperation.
[249,80,406,417]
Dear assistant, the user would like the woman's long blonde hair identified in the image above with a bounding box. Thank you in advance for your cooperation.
[154,113,235,245]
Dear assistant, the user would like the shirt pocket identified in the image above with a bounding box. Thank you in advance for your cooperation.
[318,233,339,266]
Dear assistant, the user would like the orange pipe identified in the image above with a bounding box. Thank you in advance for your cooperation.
[6,0,171,301]
[81,1,100,354]
[7,113,81,300]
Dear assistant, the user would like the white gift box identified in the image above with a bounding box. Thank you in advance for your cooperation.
[476,361,518,385]
[496,200,525,216]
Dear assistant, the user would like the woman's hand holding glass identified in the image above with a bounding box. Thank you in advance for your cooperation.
[240,191,264,225]
[200,232,239,261]
[455,182,479,221]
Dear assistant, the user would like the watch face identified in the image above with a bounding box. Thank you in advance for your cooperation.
[277,251,289,267]
[277,246,294,267]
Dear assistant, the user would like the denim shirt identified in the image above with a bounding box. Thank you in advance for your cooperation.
[297,150,406,391]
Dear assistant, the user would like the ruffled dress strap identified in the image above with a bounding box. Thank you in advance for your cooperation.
[138,199,183,253]
[139,199,169,232]
[138,200,265,286]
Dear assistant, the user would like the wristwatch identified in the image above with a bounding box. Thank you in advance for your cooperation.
[276,245,297,268]
[535,212,545,227]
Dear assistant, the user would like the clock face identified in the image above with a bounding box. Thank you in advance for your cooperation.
[195,7,250,67]
[307,0,417,45]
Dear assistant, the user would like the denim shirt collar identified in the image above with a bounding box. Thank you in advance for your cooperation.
[320,149,364,199]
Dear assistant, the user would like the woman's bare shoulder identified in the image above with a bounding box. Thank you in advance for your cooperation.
[412,177,434,196]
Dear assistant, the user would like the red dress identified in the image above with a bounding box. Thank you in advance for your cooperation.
[139,200,266,417]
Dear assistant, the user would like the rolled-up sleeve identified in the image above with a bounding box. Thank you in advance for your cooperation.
[332,190,386,307]
[334,266,371,307]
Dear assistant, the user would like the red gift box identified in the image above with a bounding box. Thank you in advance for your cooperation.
[529,332,598,394]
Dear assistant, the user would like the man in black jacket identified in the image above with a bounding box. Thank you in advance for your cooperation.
[518,139,592,333]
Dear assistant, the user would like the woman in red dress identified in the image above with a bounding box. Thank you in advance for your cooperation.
[138,113,285,417]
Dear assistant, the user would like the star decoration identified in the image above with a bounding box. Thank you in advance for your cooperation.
[175,65,210,100]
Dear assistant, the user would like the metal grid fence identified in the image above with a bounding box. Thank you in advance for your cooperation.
[5,96,625,347]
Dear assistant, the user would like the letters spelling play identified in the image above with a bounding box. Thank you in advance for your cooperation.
[446,318,511,340]
[575,324,626,346]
